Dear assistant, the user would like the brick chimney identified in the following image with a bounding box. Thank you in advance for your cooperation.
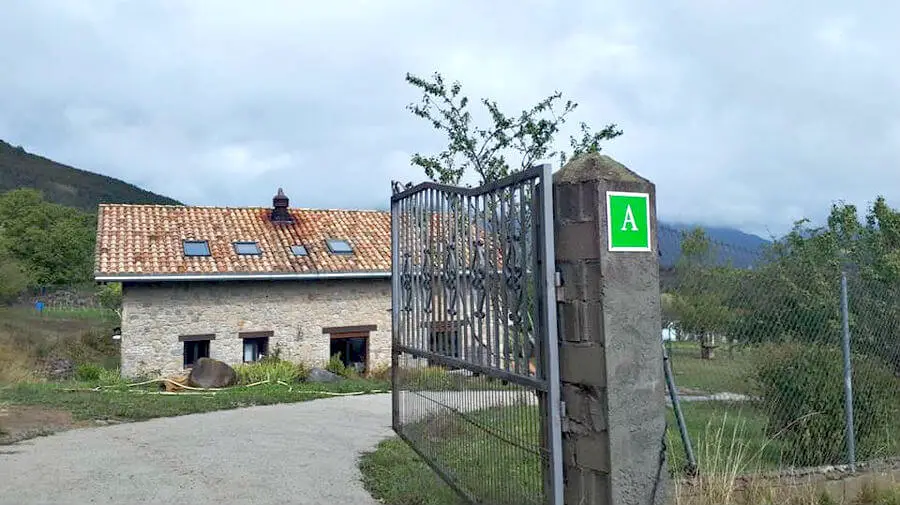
[271,188,292,223]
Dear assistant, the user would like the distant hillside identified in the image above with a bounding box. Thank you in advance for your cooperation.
[0,140,181,213]
[659,222,770,268]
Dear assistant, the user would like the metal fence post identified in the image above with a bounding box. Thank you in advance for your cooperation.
[840,271,857,472]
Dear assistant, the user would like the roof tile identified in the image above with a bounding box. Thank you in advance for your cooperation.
[94,204,391,277]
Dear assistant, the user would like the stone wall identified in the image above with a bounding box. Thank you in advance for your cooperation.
[120,278,392,377]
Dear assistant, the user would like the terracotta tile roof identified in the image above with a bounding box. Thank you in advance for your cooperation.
[94,204,391,279]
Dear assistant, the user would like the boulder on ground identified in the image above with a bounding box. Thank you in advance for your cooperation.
[187,358,237,388]
[44,358,75,381]
[307,367,341,383]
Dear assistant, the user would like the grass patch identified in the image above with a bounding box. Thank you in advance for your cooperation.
[360,438,464,505]
[362,405,542,505]
[666,341,756,395]
[0,378,389,423]
[0,306,120,377]
[667,402,785,475]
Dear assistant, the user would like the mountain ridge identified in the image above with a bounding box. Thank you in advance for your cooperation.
[0,139,182,213]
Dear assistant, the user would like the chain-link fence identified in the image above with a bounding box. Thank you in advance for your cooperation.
[659,224,900,476]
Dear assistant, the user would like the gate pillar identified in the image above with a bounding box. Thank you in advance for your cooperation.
[553,153,669,505]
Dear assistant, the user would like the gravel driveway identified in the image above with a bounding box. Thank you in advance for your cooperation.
[0,394,394,505]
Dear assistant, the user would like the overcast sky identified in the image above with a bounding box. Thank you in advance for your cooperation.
[1,1,897,238]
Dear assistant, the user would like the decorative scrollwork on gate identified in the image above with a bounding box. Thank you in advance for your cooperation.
[504,229,525,327]
[470,238,487,319]
[421,247,433,314]
[442,239,460,316]
[400,252,412,312]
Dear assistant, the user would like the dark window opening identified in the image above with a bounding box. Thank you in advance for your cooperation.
[329,331,369,373]
[234,241,261,255]
[183,240,211,257]
[183,339,210,368]
[290,244,308,256]
[242,337,269,362]
[326,239,353,255]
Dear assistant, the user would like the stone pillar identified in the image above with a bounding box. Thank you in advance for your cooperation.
[553,153,669,505]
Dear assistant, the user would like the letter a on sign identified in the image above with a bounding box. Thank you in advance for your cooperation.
[606,191,651,252]
[621,205,638,232]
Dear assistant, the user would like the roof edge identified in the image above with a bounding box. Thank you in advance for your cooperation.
[95,271,392,283]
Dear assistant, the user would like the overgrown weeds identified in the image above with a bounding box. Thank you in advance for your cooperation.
[234,357,310,384]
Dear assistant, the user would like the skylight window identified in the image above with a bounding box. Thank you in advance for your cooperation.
[290,245,308,256]
[183,240,211,257]
[326,239,354,255]
[233,241,261,255]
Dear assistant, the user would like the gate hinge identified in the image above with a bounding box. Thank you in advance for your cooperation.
[554,271,564,301]
[560,400,567,418]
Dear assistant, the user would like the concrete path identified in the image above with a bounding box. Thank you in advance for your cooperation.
[0,394,394,505]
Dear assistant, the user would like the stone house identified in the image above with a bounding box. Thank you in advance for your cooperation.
[93,189,393,378]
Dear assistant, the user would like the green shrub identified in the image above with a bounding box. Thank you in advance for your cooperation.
[326,353,354,378]
[74,363,103,382]
[234,358,306,385]
[97,367,127,387]
[755,343,900,466]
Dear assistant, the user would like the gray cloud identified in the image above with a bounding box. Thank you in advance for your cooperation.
[1,1,897,237]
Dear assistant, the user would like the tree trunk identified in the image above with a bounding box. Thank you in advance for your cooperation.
[700,332,716,360]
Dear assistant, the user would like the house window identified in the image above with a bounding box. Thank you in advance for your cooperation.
[183,240,211,257]
[233,241,261,255]
[240,331,272,362]
[326,239,354,255]
[323,325,375,373]
[180,334,214,368]
[290,244,308,256]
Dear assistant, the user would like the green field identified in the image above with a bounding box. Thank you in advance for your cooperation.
[665,340,757,395]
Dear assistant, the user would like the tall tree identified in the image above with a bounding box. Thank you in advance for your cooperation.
[405,71,623,185]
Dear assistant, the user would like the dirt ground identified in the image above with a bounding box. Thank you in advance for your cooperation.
[0,404,91,445]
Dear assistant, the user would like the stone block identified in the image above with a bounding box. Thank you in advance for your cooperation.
[564,467,610,505]
[556,221,601,261]
[560,342,606,385]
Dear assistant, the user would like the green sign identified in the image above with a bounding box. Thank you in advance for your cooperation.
[606,191,651,252]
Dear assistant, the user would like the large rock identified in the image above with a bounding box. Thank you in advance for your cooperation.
[187,358,237,388]
[44,358,75,381]
[307,367,341,383]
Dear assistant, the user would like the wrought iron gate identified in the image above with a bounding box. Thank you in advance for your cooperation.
[390,164,562,505]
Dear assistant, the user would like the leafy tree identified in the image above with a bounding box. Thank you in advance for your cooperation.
[0,188,96,286]
[96,282,123,315]
[405,71,623,185]
[669,228,737,359]
[726,199,900,373]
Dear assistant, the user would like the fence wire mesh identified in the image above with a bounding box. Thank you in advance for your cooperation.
[660,224,900,476]
[394,359,545,505]
[390,165,561,505]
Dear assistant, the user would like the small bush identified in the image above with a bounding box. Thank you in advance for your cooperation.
[74,363,103,382]
[755,343,900,466]
[367,363,392,381]
[326,353,354,378]
[97,367,127,387]
[234,358,306,385]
